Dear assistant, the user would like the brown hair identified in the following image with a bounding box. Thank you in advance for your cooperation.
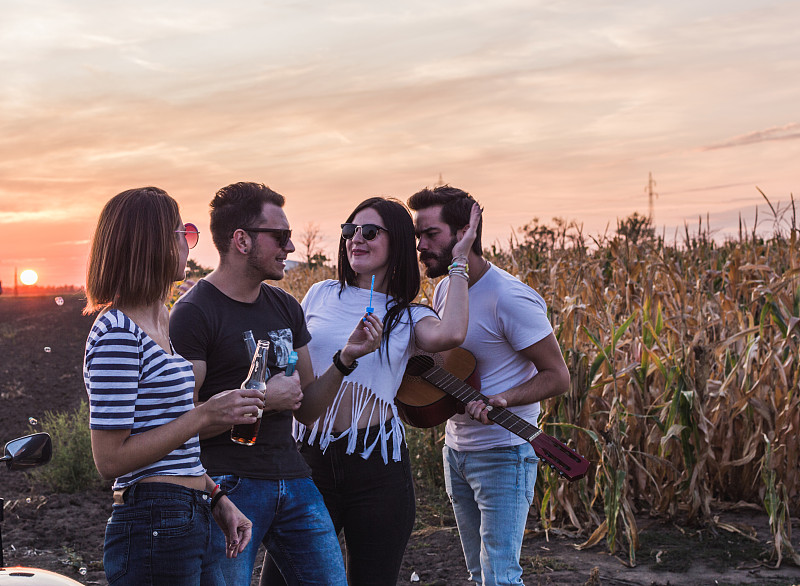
[84,187,181,314]
[407,185,483,256]
[210,182,285,254]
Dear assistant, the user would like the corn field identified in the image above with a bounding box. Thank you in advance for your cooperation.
[483,207,799,566]
[183,201,799,567]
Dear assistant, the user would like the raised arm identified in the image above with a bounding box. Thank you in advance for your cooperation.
[414,203,481,353]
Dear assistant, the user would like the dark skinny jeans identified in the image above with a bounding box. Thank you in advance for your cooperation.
[261,421,416,586]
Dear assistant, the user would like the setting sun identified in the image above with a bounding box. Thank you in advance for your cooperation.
[19,269,39,286]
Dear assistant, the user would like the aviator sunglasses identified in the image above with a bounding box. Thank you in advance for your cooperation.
[241,227,293,248]
[175,223,199,249]
[341,223,386,241]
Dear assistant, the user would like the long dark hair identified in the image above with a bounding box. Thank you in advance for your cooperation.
[337,197,421,353]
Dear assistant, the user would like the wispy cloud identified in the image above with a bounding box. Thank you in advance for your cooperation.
[0,209,84,224]
[702,123,800,151]
[661,181,755,195]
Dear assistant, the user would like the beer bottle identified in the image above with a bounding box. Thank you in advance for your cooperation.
[231,339,270,445]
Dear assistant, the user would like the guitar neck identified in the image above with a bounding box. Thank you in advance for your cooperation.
[412,353,589,482]
[424,366,543,443]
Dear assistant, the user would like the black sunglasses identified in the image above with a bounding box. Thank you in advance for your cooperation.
[341,223,386,241]
[241,227,292,248]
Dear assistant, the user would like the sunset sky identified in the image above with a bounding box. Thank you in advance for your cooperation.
[2,1,798,287]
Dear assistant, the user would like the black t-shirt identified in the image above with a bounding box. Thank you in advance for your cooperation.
[169,279,312,479]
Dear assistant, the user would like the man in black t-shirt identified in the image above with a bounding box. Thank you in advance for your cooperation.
[170,182,381,586]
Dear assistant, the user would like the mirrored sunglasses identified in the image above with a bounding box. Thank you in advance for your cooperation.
[341,223,386,241]
[242,227,292,248]
[175,222,199,249]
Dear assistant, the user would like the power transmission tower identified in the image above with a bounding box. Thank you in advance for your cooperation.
[645,172,658,221]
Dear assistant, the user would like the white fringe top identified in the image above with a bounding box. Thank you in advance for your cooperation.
[296,280,436,463]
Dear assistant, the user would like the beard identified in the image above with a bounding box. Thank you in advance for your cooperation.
[246,240,285,282]
[420,236,457,278]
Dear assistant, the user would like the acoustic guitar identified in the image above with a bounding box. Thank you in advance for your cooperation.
[396,348,590,482]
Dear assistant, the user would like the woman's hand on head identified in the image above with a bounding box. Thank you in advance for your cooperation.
[451,202,482,259]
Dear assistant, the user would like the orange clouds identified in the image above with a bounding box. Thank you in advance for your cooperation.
[1,1,798,285]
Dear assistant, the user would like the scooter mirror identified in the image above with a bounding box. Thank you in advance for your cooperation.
[1,433,52,470]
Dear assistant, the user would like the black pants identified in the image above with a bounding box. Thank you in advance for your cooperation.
[261,422,416,586]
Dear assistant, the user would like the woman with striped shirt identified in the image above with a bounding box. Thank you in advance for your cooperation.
[83,187,263,585]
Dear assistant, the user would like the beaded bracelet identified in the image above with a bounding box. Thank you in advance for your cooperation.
[448,263,469,281]
[448,262,469,271]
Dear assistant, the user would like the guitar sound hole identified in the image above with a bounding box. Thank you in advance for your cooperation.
[406,355,435,376]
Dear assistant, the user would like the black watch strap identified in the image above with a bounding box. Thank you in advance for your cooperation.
[332,349,358,375]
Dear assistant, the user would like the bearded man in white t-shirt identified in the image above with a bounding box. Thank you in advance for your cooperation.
[408,185,571,586]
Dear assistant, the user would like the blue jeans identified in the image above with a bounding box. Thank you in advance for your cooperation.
[210,475,346,586]
[103,482,223,585]
[443,443,538,586]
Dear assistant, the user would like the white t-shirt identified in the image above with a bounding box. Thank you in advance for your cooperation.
[433,263,553,451]
[297,280,436,462]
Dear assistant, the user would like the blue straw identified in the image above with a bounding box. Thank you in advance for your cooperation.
[366,274,375,314]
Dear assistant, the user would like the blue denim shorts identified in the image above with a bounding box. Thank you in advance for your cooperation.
[103,482,224,585]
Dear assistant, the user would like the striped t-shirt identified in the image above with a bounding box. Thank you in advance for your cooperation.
[83,309,205,489]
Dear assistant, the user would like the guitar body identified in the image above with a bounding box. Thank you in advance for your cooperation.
[396,348,479,428]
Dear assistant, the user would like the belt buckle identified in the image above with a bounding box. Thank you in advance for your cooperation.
[112,488,127,505]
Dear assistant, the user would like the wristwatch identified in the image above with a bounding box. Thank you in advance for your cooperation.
[332,349,358,375]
